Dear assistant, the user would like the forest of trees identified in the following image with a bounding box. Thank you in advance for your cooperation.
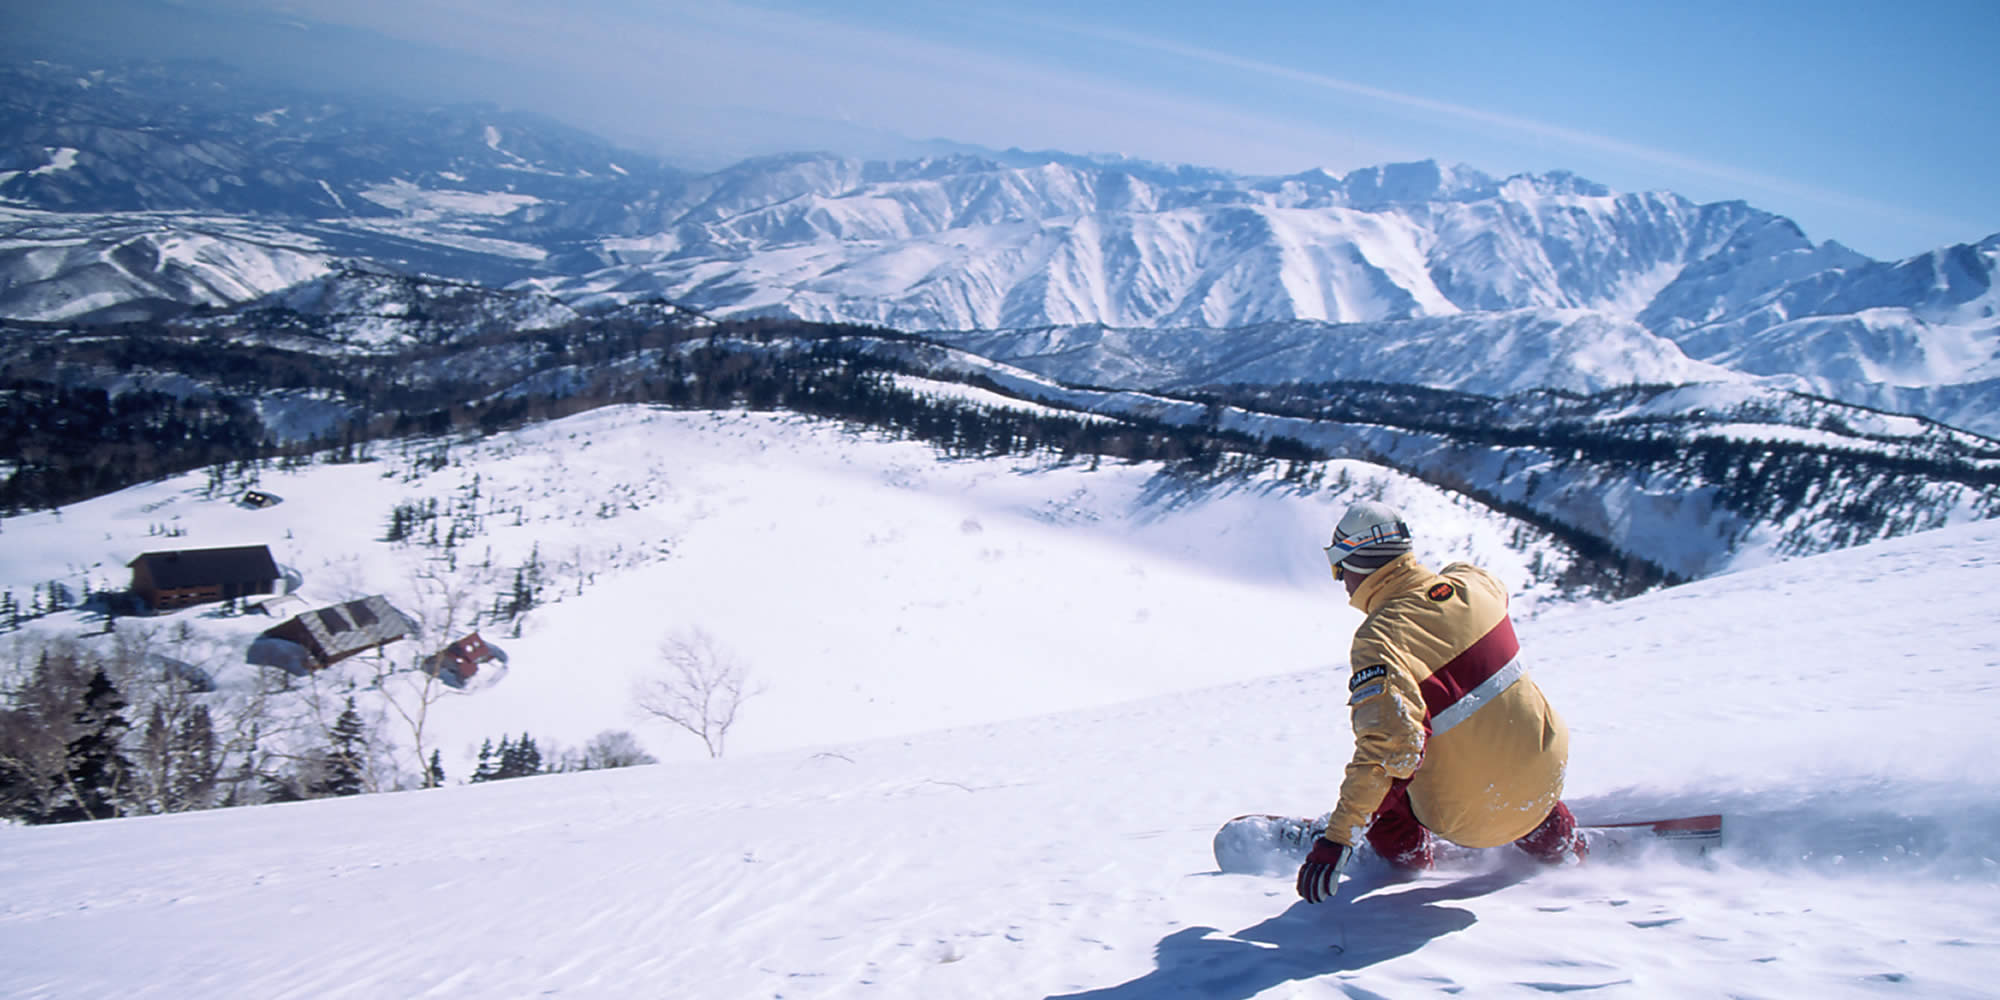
[6,312,1999,601]
[0,315,1330,514]
[0,634,655,826]
[1194,379,2000,588]
[0,383,273,514]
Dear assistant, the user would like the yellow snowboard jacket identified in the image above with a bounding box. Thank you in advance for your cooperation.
[1325,555,1568,849]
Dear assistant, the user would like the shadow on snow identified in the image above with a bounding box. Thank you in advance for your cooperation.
[1047,867,1534,1000]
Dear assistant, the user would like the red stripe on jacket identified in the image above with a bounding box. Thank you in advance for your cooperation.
[1417,615,1520,728]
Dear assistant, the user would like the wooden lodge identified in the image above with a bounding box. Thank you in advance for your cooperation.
[128,545,282,612]
[256,595,415,673]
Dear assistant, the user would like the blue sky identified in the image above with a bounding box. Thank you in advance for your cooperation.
[27,0,2000,259]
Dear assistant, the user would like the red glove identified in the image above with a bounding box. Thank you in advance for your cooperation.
[1296,837,1353,903]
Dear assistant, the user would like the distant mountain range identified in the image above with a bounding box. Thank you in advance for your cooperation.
[7,294,1995,588]
[2,53,1997,441]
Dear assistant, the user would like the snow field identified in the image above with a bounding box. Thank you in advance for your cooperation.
[2,570,1995,998]
[4,404,1518,777]
[2,408,1997,998]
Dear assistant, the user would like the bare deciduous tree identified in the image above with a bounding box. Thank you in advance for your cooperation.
[111,626,224,815]
[577,729,658,770]
[3,631,226,820]
[634,627,756,758]
[212,666,309,806]
[2,622,402,820]
[0,637,93,822]
[369,559,496,787]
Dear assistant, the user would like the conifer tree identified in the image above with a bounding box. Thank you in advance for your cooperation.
[0,649,75,821]
[427,749,446,787]
[0,752,39,822]
[470,737,498,783]
[497,732,542,779]
[50,668,134,823]
[468,733,545,781]
[498,734,522,779]
[312,697,368,798]
[519,732,541,777]
[260,769,305,803]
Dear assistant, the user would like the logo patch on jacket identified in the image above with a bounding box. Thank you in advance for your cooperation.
[1427,582,1456,602]
[1349,664,1388,691]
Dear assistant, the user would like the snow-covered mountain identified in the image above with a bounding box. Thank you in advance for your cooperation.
[933,311,1737,397]
[0,58,682,224]
[2,409,1995,997]
[10,303,1994,589]
[0,209,334,322]
[525,153,2000,432]
[6,54,1999,435]
[527,157,1791,331]
[231,268,584,352]
[525,153,1984,357]
[0,55,679,318]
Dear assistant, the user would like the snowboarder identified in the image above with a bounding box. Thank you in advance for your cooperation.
[1297,501,1585,904]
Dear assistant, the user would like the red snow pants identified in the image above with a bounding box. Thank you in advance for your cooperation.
[1366,781,1585,869]
[1514,800,1588,864]
[1364,780,1435,869]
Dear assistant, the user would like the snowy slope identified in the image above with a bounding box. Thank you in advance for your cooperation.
[0,405,1558,780]
[1,464,1996,997]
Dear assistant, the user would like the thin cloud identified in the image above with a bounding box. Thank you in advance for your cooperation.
[254,0,1409,171]
[1043,18,1951,233]
[630,0,1393,163]
[215,0,1970,246]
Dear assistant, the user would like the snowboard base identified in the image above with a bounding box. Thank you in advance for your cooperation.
[1214,812,1723,876]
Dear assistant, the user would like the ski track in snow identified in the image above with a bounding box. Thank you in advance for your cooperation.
[1,408,1997,998]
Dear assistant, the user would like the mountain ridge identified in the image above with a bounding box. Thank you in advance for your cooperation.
[4,53,1998,436]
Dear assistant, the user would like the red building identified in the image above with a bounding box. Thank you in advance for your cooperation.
[424,632,508,688]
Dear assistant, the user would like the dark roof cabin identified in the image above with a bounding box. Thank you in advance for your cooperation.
[129,545,282,612]
[257,596,415,672]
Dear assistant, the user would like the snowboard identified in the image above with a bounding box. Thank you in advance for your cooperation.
[1213,812,1724,876]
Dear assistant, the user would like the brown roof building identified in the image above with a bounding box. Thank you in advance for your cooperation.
[257,596,415,672]
[129,546,283,612]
